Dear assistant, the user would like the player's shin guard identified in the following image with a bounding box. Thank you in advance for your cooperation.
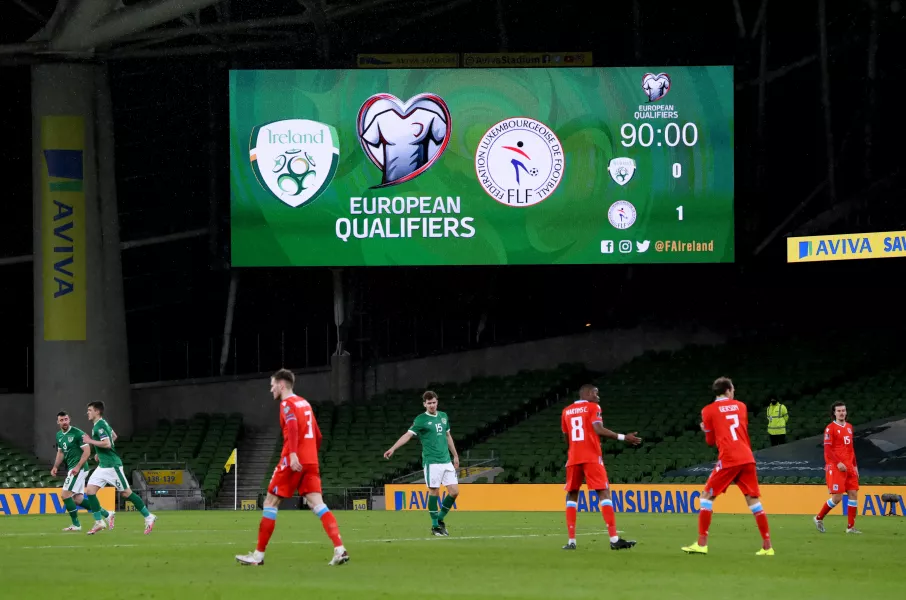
[313,504,343,548]
[63,497,80,527]
[750,502,771,549]
[847,498,857,529]
[565,500,577,541]
[427,495,440,527]
[438,494,456,521]
[698,499,714,547]
[599,499,619,541]
[126,492,151,518]
[817,498,835,520]
[256,507,278,553]
[86,494,104,521]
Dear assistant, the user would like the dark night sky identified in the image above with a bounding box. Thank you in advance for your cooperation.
[0,0,904,388]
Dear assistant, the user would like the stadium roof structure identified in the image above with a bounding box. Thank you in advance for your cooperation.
[0,0,479,62]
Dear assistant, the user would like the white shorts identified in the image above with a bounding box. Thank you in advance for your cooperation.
[61,469,90,495]
[88,466,131,492]
[424,463,457,488]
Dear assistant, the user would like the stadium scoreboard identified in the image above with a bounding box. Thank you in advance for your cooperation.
[230,66,734,266]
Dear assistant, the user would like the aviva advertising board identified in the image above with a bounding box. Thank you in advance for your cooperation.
[1,487,115,516]
[385,484,906,516]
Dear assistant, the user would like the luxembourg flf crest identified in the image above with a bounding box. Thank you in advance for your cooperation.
[608,157,636,186]
[249,119,340,208]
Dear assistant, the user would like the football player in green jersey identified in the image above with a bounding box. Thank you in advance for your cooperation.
[385,391,460,536]
[82,401,157,535]
[51,411,103,531]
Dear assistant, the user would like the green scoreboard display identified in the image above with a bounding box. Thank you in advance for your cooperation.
[230,66,734,266]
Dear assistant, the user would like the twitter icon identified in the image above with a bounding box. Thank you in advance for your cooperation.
[636,240,650,253]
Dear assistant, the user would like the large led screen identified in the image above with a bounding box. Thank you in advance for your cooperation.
[230,67,734,266]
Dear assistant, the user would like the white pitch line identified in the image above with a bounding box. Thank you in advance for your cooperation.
[19,529,621,551]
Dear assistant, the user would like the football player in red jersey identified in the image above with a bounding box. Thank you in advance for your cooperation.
[236,369,349,566]
[561,384,641,551]
[682,377,774,556]
[813,402,861,534]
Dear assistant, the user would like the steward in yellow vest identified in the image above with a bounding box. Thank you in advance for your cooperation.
[767,396,789,445]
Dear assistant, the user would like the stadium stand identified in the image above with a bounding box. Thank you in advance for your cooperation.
[468,329,904,485]
[0,440,53,489]
[113,412,242,505]
[259,363,591,494]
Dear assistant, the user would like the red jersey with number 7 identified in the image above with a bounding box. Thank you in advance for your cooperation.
[701,398,755,468]
[279,395,322,464]
[562,401,604,466]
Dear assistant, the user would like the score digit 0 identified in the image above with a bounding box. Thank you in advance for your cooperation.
[672,163,682,178]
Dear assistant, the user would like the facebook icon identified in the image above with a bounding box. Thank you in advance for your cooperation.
[799,241,813,259]
[601,241,614,254]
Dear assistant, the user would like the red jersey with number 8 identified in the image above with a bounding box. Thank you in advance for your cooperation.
[279,395,322,464]
[701,398,755,468]
[561,401,604,466]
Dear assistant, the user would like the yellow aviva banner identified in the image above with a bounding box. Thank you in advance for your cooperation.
[41,116,86,341]
[462,52,592,68]
[385,484,906,516]
[141,470,183,485]
[357,53,459,69]
[787,230,906,263]
[1,487,114,516]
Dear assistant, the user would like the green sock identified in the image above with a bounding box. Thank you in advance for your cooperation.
[428,495,439,527]
[438,495,456,520]
[63,497,80,527]
[76,497,107,518]
[127,492,151,518]
[86,495,104,521]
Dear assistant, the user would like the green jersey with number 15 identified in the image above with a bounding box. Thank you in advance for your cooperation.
[92,418,122,468]
[408,411,451,466]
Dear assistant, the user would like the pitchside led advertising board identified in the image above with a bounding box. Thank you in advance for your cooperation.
[385,484,906,516]
[229,67,735,266]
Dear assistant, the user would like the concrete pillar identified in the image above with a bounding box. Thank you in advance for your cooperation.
[32,64,131,459]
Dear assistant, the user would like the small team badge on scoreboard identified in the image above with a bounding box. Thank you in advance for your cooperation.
[249,119,340,208]
[608,200,637,230]
[608,157,636,186]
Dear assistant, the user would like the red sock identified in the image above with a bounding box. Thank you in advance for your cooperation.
[697,509,712,547]
[320,511,343,548]
[566,503,577,539]
[257,516,276,552]
[847,503,857,529]
[754,511,771,549]
[600,501,618,538]
[817,499,834,520]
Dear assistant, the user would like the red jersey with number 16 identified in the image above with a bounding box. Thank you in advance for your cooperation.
[561,401,604,466]
[701,398,755,468]
[279,395,322,464]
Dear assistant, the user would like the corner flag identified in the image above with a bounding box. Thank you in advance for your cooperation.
[224,448,237,473]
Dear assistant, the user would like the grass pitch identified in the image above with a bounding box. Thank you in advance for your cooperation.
[2,511,903,599]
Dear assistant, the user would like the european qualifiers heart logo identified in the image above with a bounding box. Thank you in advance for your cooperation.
[357,93,451,188]
[641,72,671,103]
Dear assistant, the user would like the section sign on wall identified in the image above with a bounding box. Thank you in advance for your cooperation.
[230,67,734,266]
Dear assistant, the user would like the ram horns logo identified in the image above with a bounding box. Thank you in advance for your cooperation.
[249,119,340,208]
[642,72,671,102]
[357,93,451,188]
